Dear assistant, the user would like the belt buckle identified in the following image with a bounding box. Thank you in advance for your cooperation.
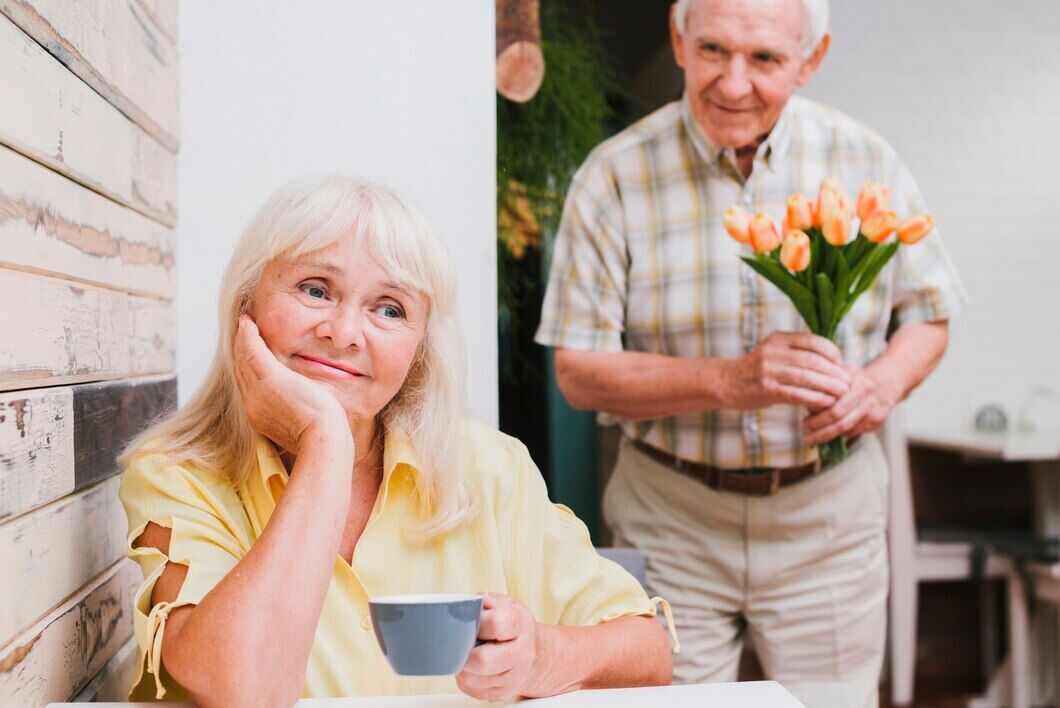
[767,468,782,495]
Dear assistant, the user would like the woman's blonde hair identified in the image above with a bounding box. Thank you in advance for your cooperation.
[120,174,474,537]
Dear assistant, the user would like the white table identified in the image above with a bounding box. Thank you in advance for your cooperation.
[906,425,1060,708]
[47,681,805,707]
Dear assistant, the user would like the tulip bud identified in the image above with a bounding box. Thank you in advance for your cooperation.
[856,182,892,222]
[861,208,898,243]
[780,230,811,272]
[817,188,851,246]
[817,176,852,221]
[783,193,815,233]
[898,213,934,245]
[749,213,783,253]
[723,206,752,244]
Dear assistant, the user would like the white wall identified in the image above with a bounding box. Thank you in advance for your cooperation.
[178,1,498,423]
[802,1,1060,431]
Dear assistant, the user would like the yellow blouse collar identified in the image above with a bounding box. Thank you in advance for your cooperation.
[253,428,423,489]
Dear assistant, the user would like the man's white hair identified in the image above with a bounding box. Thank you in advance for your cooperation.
[674,0,829,61]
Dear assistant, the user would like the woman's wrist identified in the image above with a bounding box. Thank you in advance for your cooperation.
[523,623,581,698]
[297,419,354,460]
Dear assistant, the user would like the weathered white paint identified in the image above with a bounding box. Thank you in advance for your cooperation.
[0,387,74,523]
[0,477,127,646]
[179,1,497,422]
[0,14,175,226]
[0,269,175,391]
[130,123,177,225]
[2,15,120,207]
[0,15,175,226]
[0,559,139,705]
[0,374,174,522]
[0,0,180,151]
[0,144,174,298]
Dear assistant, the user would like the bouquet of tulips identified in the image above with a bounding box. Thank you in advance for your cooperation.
[724,177,933,465]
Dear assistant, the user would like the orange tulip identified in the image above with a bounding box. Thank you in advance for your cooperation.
[861,209,898,243]
[723,206,752,244]
[817,188,851,246]
[898,213,934,244]
[816,176,851,223]
[856,182,892,222]
[783,193,815,233]
[749,213,783,253]
[780,230,811,272]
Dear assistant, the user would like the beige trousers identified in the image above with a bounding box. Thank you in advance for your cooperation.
[603,434,889,708]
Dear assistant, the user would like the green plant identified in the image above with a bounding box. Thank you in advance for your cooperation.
[496,1,623,382]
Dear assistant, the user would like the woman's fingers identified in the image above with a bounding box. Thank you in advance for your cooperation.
[455,667,520,702]
[477,605,519,643]
[237,316,275,381]
[460,639,520,676]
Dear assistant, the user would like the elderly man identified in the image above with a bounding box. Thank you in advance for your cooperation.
[535,0,966,706]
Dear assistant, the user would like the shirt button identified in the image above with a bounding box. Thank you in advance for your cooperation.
[361,615,372,631]
[742,194,752,205]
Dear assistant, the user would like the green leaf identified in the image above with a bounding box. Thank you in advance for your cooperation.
[834,242,900,324]
[816,274,834,337]
[835,251,852,298]
[820,239,836,279]
[832,251,851,331]
[740,255,820,332]
[807,229,823,295]
[844,234,874,269]
[851,242,899,299]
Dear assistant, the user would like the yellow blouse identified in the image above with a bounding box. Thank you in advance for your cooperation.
[119,419,677,700]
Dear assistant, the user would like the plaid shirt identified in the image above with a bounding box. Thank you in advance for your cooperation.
[535,94,968,468]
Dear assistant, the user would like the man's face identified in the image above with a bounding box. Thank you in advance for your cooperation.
[671,0,827,149]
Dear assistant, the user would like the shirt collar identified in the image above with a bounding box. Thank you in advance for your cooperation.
[255,427,423,489]
[680,92,795,172]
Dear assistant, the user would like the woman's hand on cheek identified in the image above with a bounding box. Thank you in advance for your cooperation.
[456,593,543,702]
[233,315,350,452]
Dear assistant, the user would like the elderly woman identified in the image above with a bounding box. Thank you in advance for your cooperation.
[118,175,677,705]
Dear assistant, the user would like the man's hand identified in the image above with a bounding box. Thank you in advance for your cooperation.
[457,593,543,702]
[803,364,899,446]
[728,332,852,410]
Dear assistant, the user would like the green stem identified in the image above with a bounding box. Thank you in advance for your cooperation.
[818,437,849,467]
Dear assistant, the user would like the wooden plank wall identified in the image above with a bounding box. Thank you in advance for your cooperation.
[0,1,178,702]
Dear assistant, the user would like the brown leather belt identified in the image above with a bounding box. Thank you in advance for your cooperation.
[630,438,828,496]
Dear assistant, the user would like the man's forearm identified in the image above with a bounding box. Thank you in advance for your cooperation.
[525,616,671,697]
[866,320,950,407]
[554,349,736,420]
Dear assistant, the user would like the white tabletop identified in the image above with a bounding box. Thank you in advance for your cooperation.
[48,681,804,707]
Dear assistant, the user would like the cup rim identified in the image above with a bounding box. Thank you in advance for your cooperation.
[369,593,482,605]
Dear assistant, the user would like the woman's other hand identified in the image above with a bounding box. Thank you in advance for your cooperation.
[457,593,544,702]
[233,315,350,452]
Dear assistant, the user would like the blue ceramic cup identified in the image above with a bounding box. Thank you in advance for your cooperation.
[369,593,483,676]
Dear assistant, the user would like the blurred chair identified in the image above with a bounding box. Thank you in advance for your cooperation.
[883,409,1009,705]
[597,546,648,587]
[1005,555,1060,708]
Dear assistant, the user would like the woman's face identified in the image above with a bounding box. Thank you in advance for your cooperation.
[250,232,428,426]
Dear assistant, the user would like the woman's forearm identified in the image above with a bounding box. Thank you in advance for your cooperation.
[164,426,353,706]
[524,616,672,697]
